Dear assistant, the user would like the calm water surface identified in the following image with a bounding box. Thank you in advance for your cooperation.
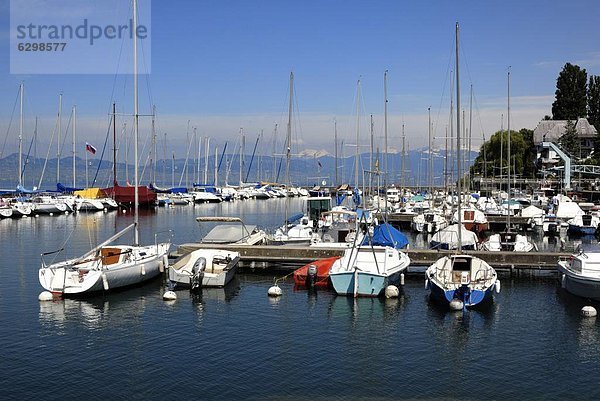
[1,198,599,400]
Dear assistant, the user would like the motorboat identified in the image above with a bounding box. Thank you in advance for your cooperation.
[426,254,499,308]
[558,243,600,300]
[480,231,537,252]
[452,207,488,235]
[567,214,599,236]
[196,216,266,245]
[292,256,340,289]
[168,248,240,289]
[542,213,559,236]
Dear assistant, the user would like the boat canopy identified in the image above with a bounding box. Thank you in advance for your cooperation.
[521,205,544,218]
[286,213,305,224]
[74,187,104,199]
[201,224,256,244]
[56,183,82,193]
[150,183,188,194]
[361,223,409,249]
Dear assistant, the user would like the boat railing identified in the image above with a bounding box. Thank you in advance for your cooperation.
[154,230,173,250]
[40,248,64,269]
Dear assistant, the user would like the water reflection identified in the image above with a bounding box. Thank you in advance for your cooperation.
[39,287,149,330]
[326,293,406,324]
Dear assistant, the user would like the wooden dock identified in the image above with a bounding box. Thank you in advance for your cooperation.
[174,243,567,275]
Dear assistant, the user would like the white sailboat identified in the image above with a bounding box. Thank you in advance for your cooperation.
[481,67,535,252]
[38,0,171,296]
[426,23,499,309]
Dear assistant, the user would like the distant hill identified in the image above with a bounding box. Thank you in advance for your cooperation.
[0,149,477,191]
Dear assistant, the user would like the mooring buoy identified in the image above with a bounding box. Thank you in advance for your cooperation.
[449,298,464,311]
[268,285,282,297]
[385,285,399,299]
[38,291,54,302]
[163,291,177,301]
[581,305,597,318]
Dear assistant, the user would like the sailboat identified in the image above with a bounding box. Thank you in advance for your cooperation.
[329,222,410,297]
[269,72,321,245]
[329,74,410,297]
[481,68,535,252]
[39,0,171,296]
[102,104,157,206]
[426,23,499,309]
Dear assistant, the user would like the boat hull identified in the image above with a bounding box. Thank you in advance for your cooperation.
[330,269,403,297]
[567,225,597,236]
[169,250,240,288]
[39,243,170,295]
[293,257,339,289]
[427,279,494,307]
[558,261,600,301]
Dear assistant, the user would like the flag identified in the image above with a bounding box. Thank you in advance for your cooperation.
[85,142,97,155]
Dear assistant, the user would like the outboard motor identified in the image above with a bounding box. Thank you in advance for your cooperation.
[190,257,207,291]
[306,264,318,288]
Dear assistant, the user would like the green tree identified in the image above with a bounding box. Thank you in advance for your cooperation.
[552,63,588,120]
[470,128,536,178]
[559,119,580,158]
[588,75,600,131]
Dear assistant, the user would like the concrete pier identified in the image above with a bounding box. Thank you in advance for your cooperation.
[174,242,567,274]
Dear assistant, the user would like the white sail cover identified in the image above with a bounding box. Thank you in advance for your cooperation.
[521,205,544,218]
[556,202,584,219]
[431,224,478,249]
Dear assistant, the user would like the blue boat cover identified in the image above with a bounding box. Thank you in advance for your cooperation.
[361,223,409,249]
[286,212,304,224]
[150,183,188,194]
[56,183,82,193]
[17,184,41,194]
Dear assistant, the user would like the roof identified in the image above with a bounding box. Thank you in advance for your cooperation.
[533,118,598,144]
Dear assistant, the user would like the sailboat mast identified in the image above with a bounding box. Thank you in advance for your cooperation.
[468,85,473,193]
[57,93,62,183]
[152,105,156,184]
[334,119,338,185]
[112,103,117,186]
[133,0,139,245]
[204,137,210,184]
[72,105,76,188]
[428,107,433,201]
[286,71,293,189]
[384,70,388,189]
[401,123,405,194]
[370,114,374,195]
[455,22,462,250]
[507,67,511,230]
[355,79,361,192]
[18,83,23,187]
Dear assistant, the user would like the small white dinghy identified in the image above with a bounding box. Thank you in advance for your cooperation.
[169,249,240,289]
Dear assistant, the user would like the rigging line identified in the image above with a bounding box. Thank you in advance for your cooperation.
[432,38,456,139]
[59,110,73,160]
[0,88,20,159]
[92,114,114,186]
[38,109,60,189]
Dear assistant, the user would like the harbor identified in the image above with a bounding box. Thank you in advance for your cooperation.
[2,197,600,400]
[3,1,600,399]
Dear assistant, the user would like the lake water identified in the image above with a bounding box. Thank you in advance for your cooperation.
[1,198,599,400]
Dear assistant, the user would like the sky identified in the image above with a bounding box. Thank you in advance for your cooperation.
[1,0,599,161]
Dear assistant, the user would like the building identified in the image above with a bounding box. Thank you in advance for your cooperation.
[534,118,598,169]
